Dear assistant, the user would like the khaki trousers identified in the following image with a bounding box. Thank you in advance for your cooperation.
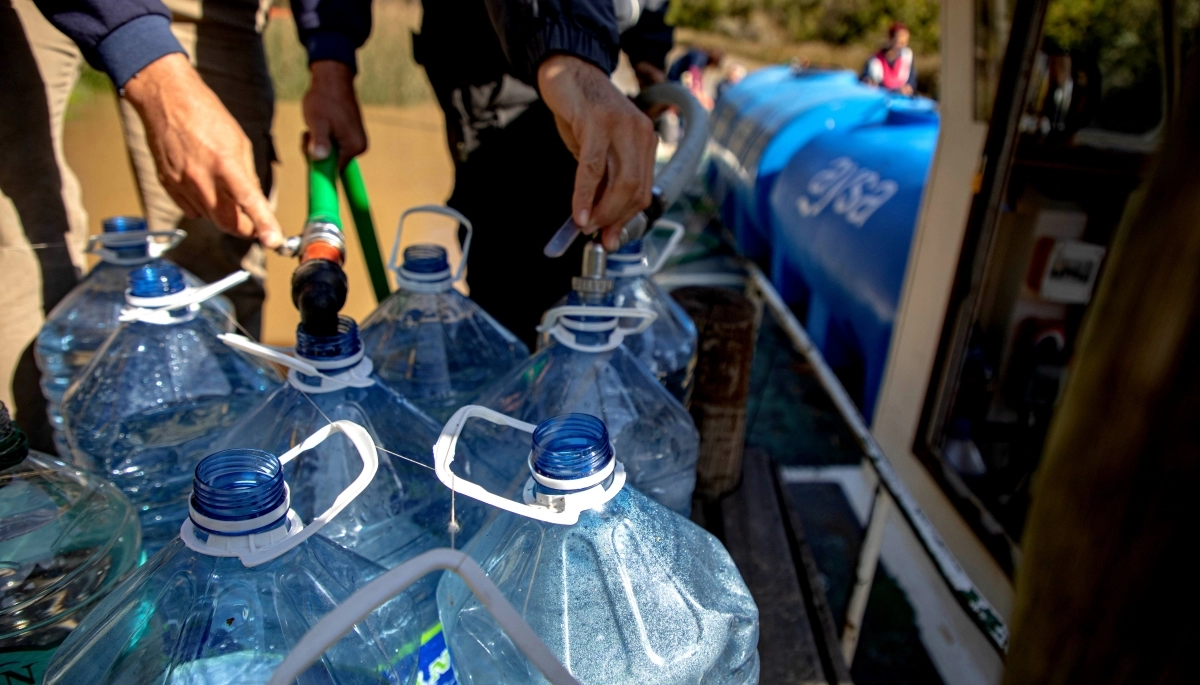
[0,0,274,449]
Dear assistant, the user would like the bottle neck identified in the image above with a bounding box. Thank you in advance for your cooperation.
[560,291,617,347]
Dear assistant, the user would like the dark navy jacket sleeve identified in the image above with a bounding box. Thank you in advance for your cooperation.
[292,0,373,74]
[33,0,184,88]
[483,0,620,83]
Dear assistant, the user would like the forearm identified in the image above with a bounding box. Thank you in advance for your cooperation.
[32,0,184,89]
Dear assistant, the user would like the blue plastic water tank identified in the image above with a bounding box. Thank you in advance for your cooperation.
[708,66,887,261]
[769,98,939,419]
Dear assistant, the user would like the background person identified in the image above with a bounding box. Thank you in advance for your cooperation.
[1,0,282,449]
[296,0,673,347]
[862,21,917,96]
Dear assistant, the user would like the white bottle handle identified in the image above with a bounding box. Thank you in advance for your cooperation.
[120,270,251,324]
[536,306,657,353]
[180,420,379,567]
[388,204,474,283]
[87,228,187,265]
[433,405,625,525]
[218,333,375,390]
[266,548,581,685]
[607,219,686,276]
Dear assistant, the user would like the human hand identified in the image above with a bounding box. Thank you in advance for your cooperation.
[123,53,282,248]
[303,60,367,169]
[538,55,657,251]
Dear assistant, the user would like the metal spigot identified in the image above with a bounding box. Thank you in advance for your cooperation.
[571,241,613,294]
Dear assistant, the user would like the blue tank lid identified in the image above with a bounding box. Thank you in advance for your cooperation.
[102,216,147,233]
[531,414,613,482]
[190,448,288,535]
[402,244,450,275]
[296,315,362,361]
[128,261,186,297]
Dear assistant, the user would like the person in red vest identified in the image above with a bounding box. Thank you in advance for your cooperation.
[863,22,917,95]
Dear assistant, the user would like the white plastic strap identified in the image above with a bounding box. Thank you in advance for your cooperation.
[389,204,473,292]
[120,270,250,324]
[87,228,186,265]
[606,219,685,276]
[537,306,657,353]
[433,405,625,526]
[180,420,379,567]
[218,333,375,392]
[266,548,581,685]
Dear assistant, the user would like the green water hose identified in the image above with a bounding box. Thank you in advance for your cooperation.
[305,149,391,302]
[340,161,391,302]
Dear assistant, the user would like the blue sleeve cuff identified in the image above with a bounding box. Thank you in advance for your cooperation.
[525,20,618,82]
[305,31,359,75]
[96,15,186,89]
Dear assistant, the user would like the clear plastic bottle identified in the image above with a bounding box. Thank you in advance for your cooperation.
[470,280,699,514]
[61,263,279,556]
[436,411,760,685]
[216,315,486,685]
[0,402,141,683]
[360,206,528,423]
[43,428,421,685]
[35,217,233,458]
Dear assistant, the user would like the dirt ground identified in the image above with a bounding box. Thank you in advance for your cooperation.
[63,95,458,346]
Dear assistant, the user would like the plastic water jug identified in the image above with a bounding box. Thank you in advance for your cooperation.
[35,217,233,457]
[61,263,279,555]
[360,206,528,423]
[42,421,421,684]
[584,221,697,404]
[470,272,699,514]
[433,408,760,684]
[218,315,488,684]
[0,402,140,684]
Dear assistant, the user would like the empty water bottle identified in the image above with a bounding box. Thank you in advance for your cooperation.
[35,216,234,457]
[61,263,279,555]
[554,221,698,405]
[435,408,760,684]
[0,402,140,683]
[218,315,486,685]
[42,422,421,684]
[469,244,699,513]
[360,206,528,423]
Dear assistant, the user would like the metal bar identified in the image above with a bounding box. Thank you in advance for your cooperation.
[841,485,892,665]
[745,264,1010,656]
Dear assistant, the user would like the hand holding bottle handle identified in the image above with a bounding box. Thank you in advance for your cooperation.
[389,204,474,282]
[181,420,379,567]
[88,228,187,265]
[537,306,657,353]
[267,547,581,685]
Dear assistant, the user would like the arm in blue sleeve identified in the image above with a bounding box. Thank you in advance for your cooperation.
[292,0,372,74]
[482,0,621,84]
[33,0,184,88]
[620,5,673,71]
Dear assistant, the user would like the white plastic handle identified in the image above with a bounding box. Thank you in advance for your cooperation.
[537,306,657,353]
[433,405,625,526]
[607,219,686,276]
[181,421,379,567]
[218,333,375,390]
[88,228,186,264]
[266,548,581,685]
[120,270,251,324]
[389,204,474,282]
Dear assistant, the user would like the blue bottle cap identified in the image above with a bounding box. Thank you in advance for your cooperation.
[402,244,451,275]
[530,413,613,482]
[102,216,147,233]
[295,315,362,361]
[190,448,288,535]
[128,262,186,297]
